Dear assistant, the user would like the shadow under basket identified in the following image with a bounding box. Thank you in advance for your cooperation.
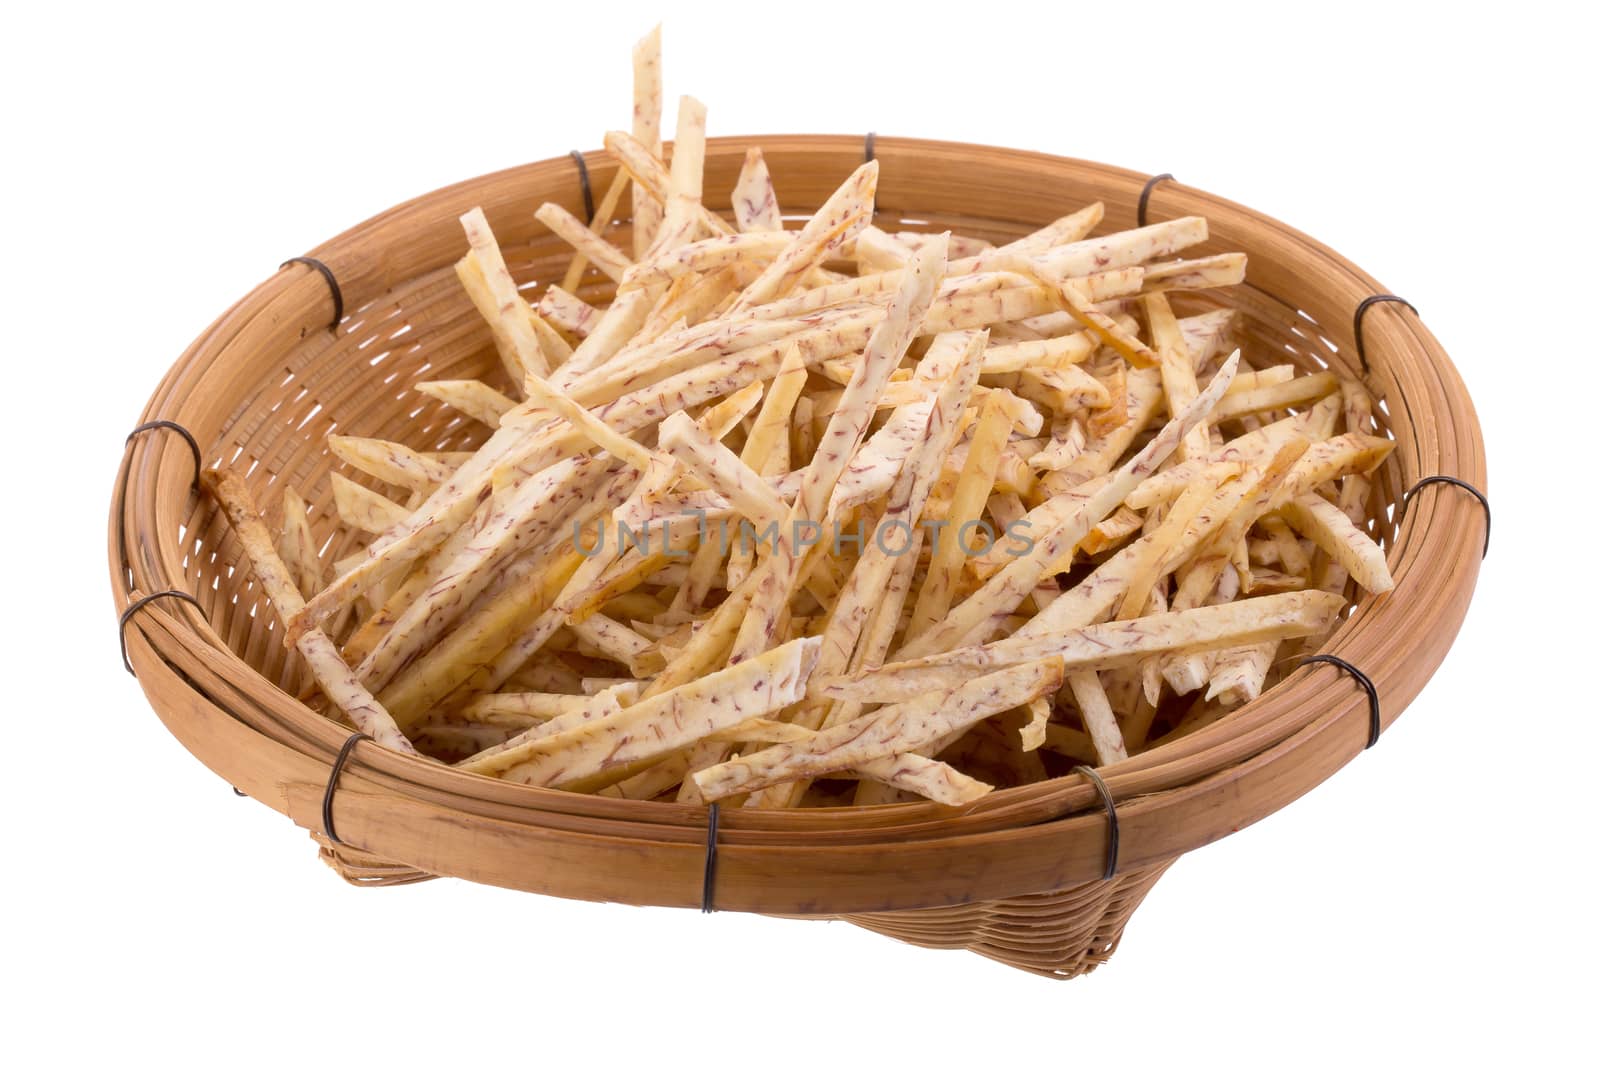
[110,136,1486,979]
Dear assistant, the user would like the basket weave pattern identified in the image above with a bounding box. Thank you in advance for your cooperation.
[110,137,1485,978]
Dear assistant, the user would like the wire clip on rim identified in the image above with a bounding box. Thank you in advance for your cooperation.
[280,256,344,332]
[1072,766,1120,881]
[569,150,595,224]
[1401,475,1490,557]
[1295,654,1382,749]
[1352,294,1419,375]
[125,420,201,494]
[119,590,204,676]
[701,803,721,913]
[1137,173,1176,228]
[322,732,372,848]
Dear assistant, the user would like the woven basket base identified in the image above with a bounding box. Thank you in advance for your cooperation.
[316,834,1169,977]
[316,836,438,888]
[843,860,1173,978]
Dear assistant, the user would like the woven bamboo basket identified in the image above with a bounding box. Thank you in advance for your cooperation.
[109,136,1486,979]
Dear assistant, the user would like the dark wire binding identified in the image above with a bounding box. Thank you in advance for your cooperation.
[1401,475,1491,557]
[123,423,242,799]
[1352,294,1418,375]
[119,590,204,675]
[280,256,344,332]
[1072,766,1120,880]
[115,424,203,656]
[1137,173,1175,228]
[232,788,246,797]
[125,420,202,493]
[701,802,721,913]
[1296,655,1382,749]
[863,133,879,222]
[322,732,372,848]
[569,150,596,224]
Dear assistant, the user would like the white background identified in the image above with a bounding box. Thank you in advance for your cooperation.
[3,2,1593,1062]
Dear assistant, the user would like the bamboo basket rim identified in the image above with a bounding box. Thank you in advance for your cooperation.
[109,135,1486,915]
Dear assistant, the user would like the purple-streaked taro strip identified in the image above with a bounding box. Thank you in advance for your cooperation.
[202,470,416,755]
[730,236,949,662]
[896,351,1242,660]
[819,591,1345,706]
